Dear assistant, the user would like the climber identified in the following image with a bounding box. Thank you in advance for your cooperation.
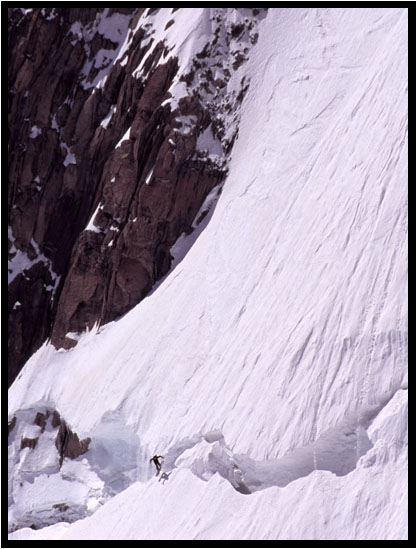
[150,454,164,474]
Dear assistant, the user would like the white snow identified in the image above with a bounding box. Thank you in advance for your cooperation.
[8,7,408,541]
[61,143,76,167]
[169,185,222,274]
[160,80,188,110]
[100,105,116,129]
[113,22,153,68]
[69,21,82,36]
[115,127,131,149]
[8,247,37,285]
[174,115,197,136]
[64,331,83,343]
[51,114,61,133]
[196,125,223,158]
[41,8,57,21]
[8,230,60,294]
[29,125,42,139]
[144,167,154,185]
[132,8,208,80]
[72,9,134,90]
[9,523,70,541]
[84,204,104,233]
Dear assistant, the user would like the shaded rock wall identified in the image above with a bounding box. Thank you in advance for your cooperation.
[8,7,267,382]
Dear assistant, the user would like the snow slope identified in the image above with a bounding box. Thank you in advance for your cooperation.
[8,7,408,540]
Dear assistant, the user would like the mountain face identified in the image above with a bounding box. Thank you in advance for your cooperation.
[8,7,265,384]
[8,8,408,542]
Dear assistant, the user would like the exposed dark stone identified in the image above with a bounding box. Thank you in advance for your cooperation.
[7,8,145,383]
[8,8,263,380]
[232,51,247,71]
[51,410,61,428]
[231,23,245,39]
[52,503,70,511]
[21,437,38,450]
[8,416,17,436]
[8,262,57,387]
[108,8,137,17]
[196,43,210,59]
[49,53,226,348]
[55,420,91,467]
[34,410,50,433]
[237,77,250,103]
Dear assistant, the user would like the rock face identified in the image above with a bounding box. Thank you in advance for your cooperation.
[54,412,91,467]
[8,8,267,383]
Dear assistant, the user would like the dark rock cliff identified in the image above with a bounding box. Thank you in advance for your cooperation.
[8,7,267,385]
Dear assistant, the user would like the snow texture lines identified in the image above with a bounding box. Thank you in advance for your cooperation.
[156,386,402,498]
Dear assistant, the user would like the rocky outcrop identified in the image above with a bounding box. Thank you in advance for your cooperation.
[20,437,38,450]
[8,8,267,381]
[54,412,91,467]
[8,406,95,532]
[34,410,50,432]
[8,7,142,383]
[9,407,90,466]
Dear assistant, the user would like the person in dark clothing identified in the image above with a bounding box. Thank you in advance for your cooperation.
[150,454,164,473]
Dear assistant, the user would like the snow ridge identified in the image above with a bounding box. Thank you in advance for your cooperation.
[159,384,406,495]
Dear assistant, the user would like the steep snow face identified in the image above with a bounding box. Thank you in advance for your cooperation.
[9,7,408,540]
